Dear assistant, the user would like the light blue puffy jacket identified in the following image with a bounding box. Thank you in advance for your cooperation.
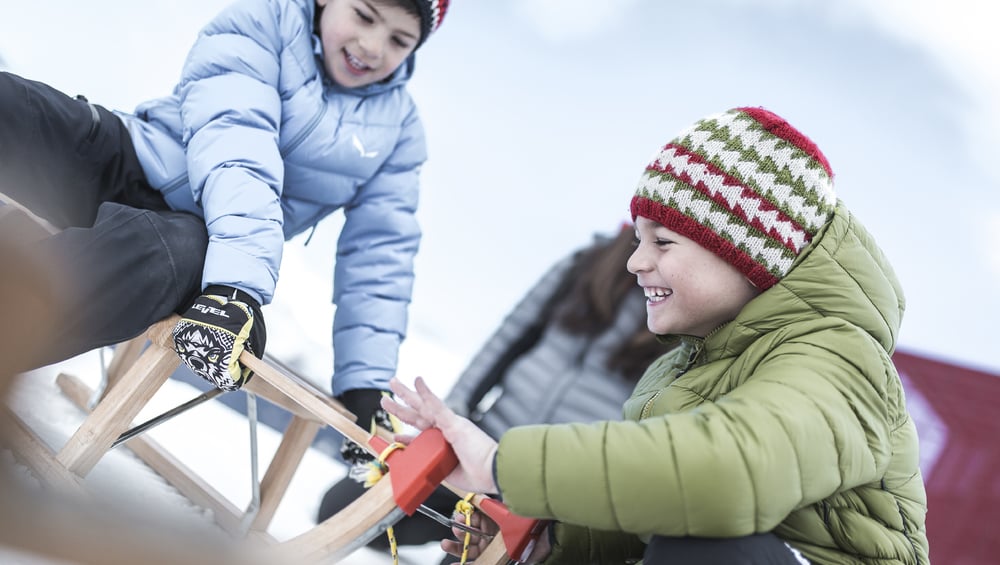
[115,0,426,395]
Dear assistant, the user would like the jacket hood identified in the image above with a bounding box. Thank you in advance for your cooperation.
[707,200,906,358]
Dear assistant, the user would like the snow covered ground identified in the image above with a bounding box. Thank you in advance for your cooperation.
[0,349,454,565]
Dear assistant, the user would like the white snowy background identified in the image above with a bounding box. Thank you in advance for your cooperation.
[1,0,999,563]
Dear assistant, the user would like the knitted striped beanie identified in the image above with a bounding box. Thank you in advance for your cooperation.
[411,0,449,47]
[630,107,837,290]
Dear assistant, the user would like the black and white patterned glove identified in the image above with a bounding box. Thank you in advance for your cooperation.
[337,388,397,481]
[172,285,266,391]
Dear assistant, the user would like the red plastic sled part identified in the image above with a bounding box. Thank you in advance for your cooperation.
[368,428,457,515]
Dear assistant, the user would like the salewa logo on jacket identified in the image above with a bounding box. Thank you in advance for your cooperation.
[352,134,379,158]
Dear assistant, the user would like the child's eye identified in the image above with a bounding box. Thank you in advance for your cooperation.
[354,8,374,24]
[391,36,412,49]
[654,238,673,247]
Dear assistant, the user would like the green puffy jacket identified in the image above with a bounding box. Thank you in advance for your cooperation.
[496,202,929,564]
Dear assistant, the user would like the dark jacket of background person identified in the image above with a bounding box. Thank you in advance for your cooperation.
[446,227,665,438]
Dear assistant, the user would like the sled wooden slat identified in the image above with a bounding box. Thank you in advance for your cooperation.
[56,372,260,538]
[55,336,181,476]
[238,351,373,450]
[251,415,321,531]
[58,368,312,540]
[103,333,148,389]
[277,474,401,563]
[0,404,88,497]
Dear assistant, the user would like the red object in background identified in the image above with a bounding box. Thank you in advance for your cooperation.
[893,349,1000,565]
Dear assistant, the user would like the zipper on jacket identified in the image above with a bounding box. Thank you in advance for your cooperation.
[640,340,702,419]
[281,101,328,158]
[640,390,662,420]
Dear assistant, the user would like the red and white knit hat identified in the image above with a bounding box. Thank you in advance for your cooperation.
[630,107,837,290]
[412,0,449,46]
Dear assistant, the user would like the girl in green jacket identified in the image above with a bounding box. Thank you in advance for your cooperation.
[383,107,929,565]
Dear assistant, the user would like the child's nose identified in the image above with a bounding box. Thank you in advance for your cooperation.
[626,246,647,274]
[357,32,382,60]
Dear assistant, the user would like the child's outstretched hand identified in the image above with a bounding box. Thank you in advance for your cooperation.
[382,376,500,495]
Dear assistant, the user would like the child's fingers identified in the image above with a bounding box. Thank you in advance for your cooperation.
[388,377,422,407]
[414,376,447,410]
[380,396,419,425]
[382,397,436,431]
[413,376,464,430]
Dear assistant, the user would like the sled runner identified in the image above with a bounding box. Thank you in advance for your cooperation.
[3,313,542,563]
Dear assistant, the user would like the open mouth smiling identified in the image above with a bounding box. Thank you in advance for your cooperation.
[344,50,372,73]
[644,287,672,303]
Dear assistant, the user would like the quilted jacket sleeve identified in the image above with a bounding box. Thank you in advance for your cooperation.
[177,0,294,304]
[496,329,893,541]
[329,104,426,395]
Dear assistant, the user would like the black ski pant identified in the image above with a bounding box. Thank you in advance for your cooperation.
[0,71,207,366]
[643,532,808,564]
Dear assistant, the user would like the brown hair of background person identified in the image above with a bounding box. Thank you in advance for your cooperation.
[554,224,665,380]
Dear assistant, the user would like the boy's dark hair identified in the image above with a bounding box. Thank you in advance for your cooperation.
[314,1,431,44]
[553,227,666,381]
[313,1,419,30]
[380,0,421,19]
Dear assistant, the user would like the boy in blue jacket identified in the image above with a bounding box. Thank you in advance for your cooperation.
[0,0,449,468]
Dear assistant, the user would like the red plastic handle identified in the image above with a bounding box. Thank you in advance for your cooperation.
[478,497,549,562]
[368,428,459,515]
[368,430,547,561]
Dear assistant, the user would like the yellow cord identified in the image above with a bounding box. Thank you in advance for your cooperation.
[364,441,407,565]
[455,492,476,565]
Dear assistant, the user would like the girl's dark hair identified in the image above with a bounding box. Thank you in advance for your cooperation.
[553,227,666,381]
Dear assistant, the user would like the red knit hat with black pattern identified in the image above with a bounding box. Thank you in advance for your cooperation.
[411,0,449,47]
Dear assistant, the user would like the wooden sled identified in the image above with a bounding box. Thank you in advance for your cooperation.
[4,313,545,563]
[1,192,545,562]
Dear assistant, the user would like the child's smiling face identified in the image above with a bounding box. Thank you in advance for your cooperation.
[316,0,420,88]
[627,216,761,338]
